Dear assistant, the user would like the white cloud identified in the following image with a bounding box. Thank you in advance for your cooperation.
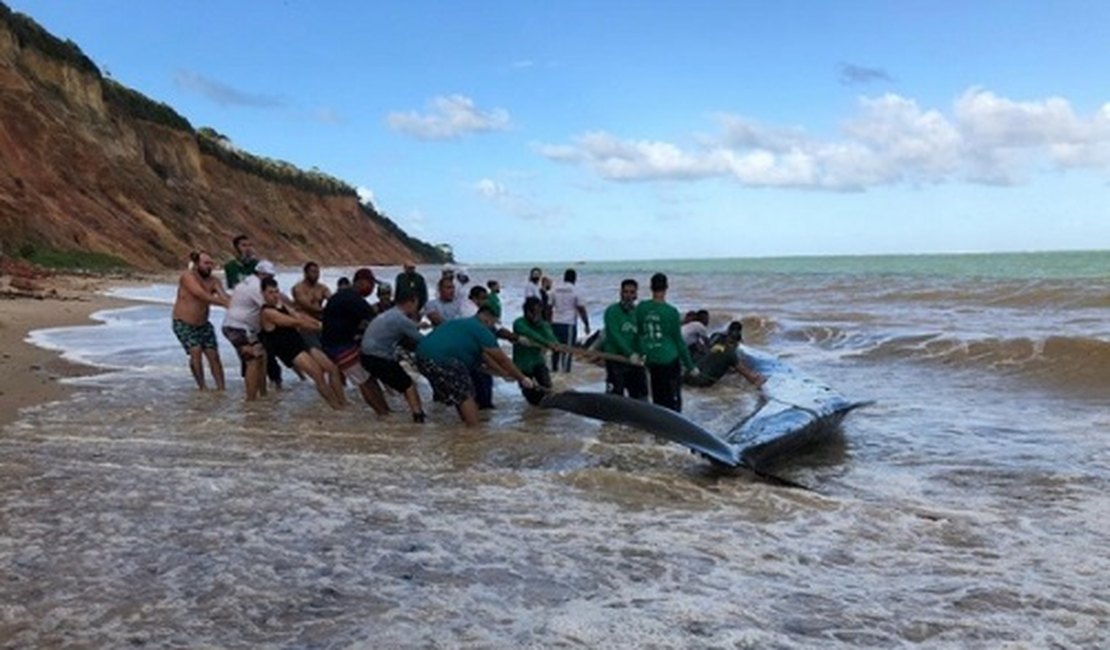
[474,178,508,199]
[538,88,1110,190]
[471,177,559,222]
[356,186,376,209]
[387,95,511,140]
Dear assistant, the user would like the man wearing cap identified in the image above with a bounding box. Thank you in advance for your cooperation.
[684,321,765,388]
[373,282,394,315]
[221,259,277,400]
[321,268,389,415]
[636,272,696,412]
[395,261,428,311]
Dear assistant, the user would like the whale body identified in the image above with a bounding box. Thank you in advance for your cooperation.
[541,345,870,471]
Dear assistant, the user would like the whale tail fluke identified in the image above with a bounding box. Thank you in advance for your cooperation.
[540,391,741,467]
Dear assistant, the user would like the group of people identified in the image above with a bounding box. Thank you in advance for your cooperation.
[171,235,763,427]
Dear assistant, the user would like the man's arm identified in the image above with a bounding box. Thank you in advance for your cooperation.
[603,308,636,357]
[183,273,228,307]
[734,360,765,387]
[482,346,534,387]
[425,308,445,327]
[671,315,696,371]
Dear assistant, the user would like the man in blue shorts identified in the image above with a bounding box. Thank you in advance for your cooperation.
[172,251,229,390]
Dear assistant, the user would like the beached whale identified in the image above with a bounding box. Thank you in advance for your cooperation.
[541,345,870,471]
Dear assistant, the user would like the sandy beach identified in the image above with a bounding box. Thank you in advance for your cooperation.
[0,274,133,429]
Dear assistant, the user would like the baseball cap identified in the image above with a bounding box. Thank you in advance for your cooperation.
[255,260,277,276]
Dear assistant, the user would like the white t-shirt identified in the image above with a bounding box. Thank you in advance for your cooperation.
[222,274,265,333]
[681,321,709,347]
[551,282,583,326]
[424,297,464,323]
[524,281,541,300]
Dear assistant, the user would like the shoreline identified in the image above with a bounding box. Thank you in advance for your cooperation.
[0,273,154,430]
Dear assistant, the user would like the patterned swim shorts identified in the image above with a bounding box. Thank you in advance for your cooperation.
[324,344,370,385]
[415,355,474,406]
[172,319,218,353]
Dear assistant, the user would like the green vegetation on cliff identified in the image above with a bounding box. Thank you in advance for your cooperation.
[196,127,357,197]
[15,244,131,271]
[360,205,451,264]
[103,79,193,132]
[0,2,99,76]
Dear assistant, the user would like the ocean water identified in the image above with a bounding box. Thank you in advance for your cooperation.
[2,251,1107,648]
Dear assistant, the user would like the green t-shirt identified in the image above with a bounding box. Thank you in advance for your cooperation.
[602,302,639,356]
[487,292,503,320]
[635,299,695,369]
[512,316,557,372]
[697,344,739,381]
[416,316,497,368]
[224,258,257,289]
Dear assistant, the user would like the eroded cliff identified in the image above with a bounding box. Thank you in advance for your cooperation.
[0,4,447,270]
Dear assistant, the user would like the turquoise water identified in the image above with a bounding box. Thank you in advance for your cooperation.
[495,249,1110,279]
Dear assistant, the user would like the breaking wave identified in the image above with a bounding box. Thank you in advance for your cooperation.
[850,333,1110,393]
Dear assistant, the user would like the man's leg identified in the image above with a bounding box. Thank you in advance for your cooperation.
[625,366,649,401]
[267,351,283,388]
[244,355,264,400]
[187,346,206,389]
[456,397,480,426]
[358,379,390,416]
[605,360,625,396]
[470,366,494,409]
[648,360,682,412]
[203,348,225,390]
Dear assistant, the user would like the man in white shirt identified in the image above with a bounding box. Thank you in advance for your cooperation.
[550,268,590,372]
[423,276,465,327]
[221,260,276,400]
[524,266,542,300]
[681,309,711,360]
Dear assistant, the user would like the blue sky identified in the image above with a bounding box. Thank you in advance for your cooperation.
[11,0,1110,263]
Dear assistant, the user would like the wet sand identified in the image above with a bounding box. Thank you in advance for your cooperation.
[0,276,131,429]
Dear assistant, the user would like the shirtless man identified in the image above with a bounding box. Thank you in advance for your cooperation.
[171,251,229,390]
[292,261,331,348]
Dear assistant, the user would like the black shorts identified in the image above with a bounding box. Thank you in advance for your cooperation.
[606,360,648,400]
[360,354,414,393]
[647,359,683,412]
[415,356,474,406]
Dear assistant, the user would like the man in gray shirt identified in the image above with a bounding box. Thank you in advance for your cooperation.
[360,291,426,422]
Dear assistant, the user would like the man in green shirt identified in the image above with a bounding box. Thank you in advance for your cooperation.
[684,321,765,388]
[394,261,429,311]
[603,278,648,399]
[636,273,696,412]
[512,296,559,404]
[486,279,503,320]
[223,235,257,289]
